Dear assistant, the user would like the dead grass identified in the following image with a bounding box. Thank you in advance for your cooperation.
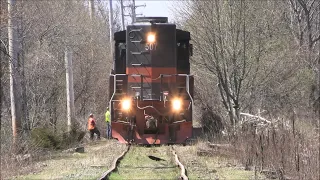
[174,141,268,180]
[6,139,127,180]
[233,117,319,180]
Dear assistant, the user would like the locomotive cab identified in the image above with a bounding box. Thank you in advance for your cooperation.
[109,17,194,144]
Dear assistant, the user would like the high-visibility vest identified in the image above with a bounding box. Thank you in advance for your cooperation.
[88,117,95,130]
[105,111,111,122]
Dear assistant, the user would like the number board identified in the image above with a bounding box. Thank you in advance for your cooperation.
[145,43,157,51]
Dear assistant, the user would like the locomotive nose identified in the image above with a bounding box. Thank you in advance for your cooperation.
[110,16,194,145]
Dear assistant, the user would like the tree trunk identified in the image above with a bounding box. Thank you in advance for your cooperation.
[20,32,29,133]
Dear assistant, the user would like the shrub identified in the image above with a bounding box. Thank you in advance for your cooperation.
[200,106,224,136]
[31,128,61,149]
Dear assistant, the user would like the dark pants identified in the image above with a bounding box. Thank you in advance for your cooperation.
[90,127,100,140]
[106,122,111,139]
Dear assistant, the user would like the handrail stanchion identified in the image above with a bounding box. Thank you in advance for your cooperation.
[186,75,189,93]
[109,74,117,107]
[160,74,163,101]
[140,74,143,101]
[185,75,194,110]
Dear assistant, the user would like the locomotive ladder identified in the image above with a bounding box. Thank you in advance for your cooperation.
[128,27,153,100]
[128,28,149,58]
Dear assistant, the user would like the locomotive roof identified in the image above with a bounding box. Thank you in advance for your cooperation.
[135,17,168,23]
[114,29,191,42]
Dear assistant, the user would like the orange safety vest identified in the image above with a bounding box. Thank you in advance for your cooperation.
[88,117,96,130]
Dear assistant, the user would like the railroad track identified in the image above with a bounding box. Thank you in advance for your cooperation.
[99,145,188,180]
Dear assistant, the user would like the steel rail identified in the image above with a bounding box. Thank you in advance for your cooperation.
[171,146,188,180]
[99,144,131,180]
[99,144,187,180]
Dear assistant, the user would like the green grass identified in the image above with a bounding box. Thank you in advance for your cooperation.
[109,146,179,180]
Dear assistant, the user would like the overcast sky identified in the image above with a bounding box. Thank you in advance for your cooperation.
[134,1,175,21]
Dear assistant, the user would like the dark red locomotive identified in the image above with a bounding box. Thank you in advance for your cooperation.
[109,17,194,144]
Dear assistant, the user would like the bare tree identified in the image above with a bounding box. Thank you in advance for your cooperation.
[171,0,309,131]
[175,0,282,127]
[286,3,320,174]
[287,0,320,116]
[1,0,115,137]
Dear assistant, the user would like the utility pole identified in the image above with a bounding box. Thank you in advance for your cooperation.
[131,0,136,24]
[89,0,96,112]
[120,0,125,31]
[89,0,94,19]
[65,48,75,133]
[8,0,22,150]
[121,0,145,26]
[89,0,94,61]
[109,0,114,69]
[317,2,320,179]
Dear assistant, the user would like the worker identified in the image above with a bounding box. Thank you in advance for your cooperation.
[105,107,111,139]
[87,113,100,140]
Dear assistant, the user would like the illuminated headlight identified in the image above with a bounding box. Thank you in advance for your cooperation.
[172,99,182,111]
[122,99,131,111]
[147,33,156,43]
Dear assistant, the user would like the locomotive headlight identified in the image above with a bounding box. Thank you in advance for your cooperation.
[172,99,182,111]
[147,33,156,43]
[121,99,131,111]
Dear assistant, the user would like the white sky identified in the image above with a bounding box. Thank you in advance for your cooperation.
[134,1,175,21]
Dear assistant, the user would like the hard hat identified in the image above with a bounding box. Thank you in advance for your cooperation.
[89,113,93,117]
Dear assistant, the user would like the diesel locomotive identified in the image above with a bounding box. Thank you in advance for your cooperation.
[109,17,194,144]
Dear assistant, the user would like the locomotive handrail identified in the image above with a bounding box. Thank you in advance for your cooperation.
[109,74,116,110]
[131,63,143,66]
[172,119,186,124]
[151,74,193,80]
[131,74,143,77]
[109,74,194,114]
[136,101,166,116]
[128,28,142,39]
[116,120,130,124]
[109,74,143,103]
[130,39,142,43]
[186,75,194,109]
[158,74,194,109]
[129,28,142,32]
[130,51,148,55]
[109,74,128,110]
[131,51,142,55]
[115,120,137,126]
